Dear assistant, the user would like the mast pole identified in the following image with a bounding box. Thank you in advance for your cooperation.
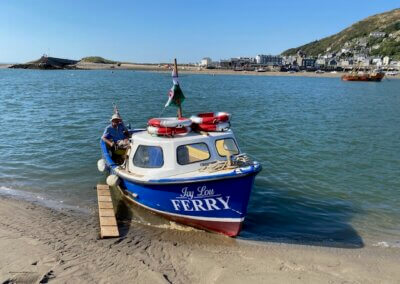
[174,58,183,118]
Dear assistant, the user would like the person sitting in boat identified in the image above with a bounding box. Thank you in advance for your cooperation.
[102,113,129,164]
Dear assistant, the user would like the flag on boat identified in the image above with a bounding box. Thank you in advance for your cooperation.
[165,69,185,107]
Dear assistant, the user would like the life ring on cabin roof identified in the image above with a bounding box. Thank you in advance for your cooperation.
[147,126,191,136]
[190,112,231,124]
[193,122,231,132]
[148,117,192,128]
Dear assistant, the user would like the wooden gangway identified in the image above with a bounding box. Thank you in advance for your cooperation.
[97,184,119,238]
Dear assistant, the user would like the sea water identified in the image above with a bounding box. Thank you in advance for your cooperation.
[1,69,399,247]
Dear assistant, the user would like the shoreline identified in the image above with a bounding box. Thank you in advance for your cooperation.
[79,63,400,79]
[3,62,400,79]
[1,195,399,283]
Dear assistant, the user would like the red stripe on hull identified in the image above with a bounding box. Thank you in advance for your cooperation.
[164,214,243,237]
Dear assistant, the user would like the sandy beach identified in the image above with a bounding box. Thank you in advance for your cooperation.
[2,62,399,79]
[0,64,12,69]
[1,195,399,284]
[72,62,400,79]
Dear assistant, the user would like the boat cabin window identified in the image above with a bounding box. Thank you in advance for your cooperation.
[177,143,210,165]
[133,145,164,168]
[215,138,239,157]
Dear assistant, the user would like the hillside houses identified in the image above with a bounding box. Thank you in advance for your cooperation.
[200,51,399,72]
[200,24,400,72]
[370,31,386,38]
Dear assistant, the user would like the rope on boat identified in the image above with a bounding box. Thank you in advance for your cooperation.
[199,154,253,173]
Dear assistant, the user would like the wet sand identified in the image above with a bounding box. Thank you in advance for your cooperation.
[1,196,399,283]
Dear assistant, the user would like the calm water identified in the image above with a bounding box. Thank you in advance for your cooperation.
[1,69,399,247]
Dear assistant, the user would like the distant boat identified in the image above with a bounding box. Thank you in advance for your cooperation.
[342,71,384,82]
[386,71,398,76]
[256,67,266,72]
[234,67,244,71]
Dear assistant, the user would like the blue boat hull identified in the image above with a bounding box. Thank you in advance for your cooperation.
[120,173,257,236]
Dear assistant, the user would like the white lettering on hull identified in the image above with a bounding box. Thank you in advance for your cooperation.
[171,196,231,212]
[217,196,230,209]
[171,185,231,212]
[192,199,207,211]
[171,199,181,211]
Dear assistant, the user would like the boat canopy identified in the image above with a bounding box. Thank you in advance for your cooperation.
[126,130,241,179]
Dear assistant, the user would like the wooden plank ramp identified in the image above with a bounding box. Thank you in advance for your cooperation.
[97,184,120,238]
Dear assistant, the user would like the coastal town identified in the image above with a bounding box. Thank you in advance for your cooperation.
[200,31,400,75]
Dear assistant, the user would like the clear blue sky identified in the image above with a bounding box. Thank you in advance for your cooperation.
[0,0,399,63]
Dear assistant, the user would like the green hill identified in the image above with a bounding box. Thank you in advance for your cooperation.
[282,8,400,59]
[80,56,116,64]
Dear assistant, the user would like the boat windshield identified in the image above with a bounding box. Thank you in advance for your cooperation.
[133,145,164,168]
[177,143,210,165]
[215,138,239,157]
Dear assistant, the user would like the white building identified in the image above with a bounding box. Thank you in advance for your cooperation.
[383,56,390,65]
[372,58,382,66]
[355,54,367,62]
[369,32,386,38]
[256,54,283,66]
[339,59,353,67]
[282,56,297,65]
[316,58,326,66]
[323,53,334,59]
[200,57,212,67]
[238,57,255,63]
[361,59,370,67]
[390,61,399,68]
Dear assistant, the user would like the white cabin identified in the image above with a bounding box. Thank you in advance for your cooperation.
[124,130,241,180]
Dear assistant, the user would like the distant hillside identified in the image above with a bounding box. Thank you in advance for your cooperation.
[80,56,116,64]
[282,8,400,59]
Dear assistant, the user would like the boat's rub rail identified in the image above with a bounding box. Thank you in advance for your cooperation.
[117,168,144,178]
[115,163,261,185]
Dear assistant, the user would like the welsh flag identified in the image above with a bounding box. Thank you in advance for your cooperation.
[165,69,185,107]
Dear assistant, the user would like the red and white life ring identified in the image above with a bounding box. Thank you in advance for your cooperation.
[147,126,191,136]
[190,112,231,124]
[148,117,192,128]
[194,122,230,132]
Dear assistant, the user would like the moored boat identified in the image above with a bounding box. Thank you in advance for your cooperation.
[341,71,385,82]
[98,60,261,237]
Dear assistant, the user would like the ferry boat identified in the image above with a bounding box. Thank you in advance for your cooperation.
[98,61,261,237]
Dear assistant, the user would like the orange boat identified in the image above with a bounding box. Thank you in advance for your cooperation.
[342,71,385,82]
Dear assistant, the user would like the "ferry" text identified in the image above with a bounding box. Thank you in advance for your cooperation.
[171,196,230,211]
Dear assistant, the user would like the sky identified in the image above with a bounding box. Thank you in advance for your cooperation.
[0,0,399,63]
